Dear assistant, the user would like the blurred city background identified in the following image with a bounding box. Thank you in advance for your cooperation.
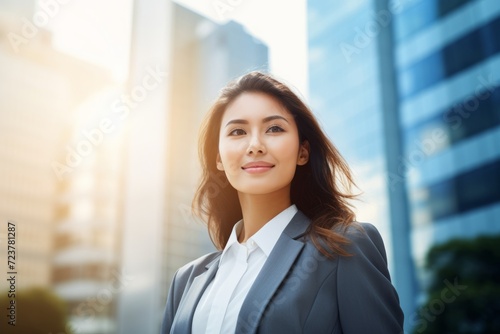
[0,0,499,333]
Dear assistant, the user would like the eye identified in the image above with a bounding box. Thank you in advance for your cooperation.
[228,128,246,136]
[266,125,285,133]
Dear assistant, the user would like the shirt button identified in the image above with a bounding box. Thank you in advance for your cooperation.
[250,240,256,247]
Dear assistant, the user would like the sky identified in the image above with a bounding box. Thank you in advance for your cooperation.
[42,0,134,82]
[44,0,308,97]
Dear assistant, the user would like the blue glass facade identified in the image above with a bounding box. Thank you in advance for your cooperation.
[397,0,500,329]
[399,15,500,98]
[394,0,473,41]
[308,0,500,330]
[395,0,500,271]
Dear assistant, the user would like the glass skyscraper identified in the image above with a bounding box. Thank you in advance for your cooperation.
[308,0,500,330]
[394,0,500,296]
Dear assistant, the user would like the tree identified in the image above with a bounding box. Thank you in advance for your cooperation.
[0,287,72,334]
[413,235,500,333]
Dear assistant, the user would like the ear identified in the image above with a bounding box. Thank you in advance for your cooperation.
[297,140,310,166]
[216,153,224,171]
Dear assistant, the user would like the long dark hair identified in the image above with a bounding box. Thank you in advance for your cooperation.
[193,71,358,257]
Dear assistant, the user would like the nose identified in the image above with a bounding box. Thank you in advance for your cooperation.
[246,134,266,155]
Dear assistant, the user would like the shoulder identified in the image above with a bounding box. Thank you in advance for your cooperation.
[173,251,222,286]
[343,222,389,267]
[335,222,404,332]
[166,251,221,312]
[178,250,221,271]
[334,222,396,298]
[162,251,222,333]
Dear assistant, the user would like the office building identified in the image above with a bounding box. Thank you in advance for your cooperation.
[394,0,500,301]
[52,89,127,334]
[0,4,125,334]
[0,3,112,295]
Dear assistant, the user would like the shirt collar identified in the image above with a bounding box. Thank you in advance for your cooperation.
[251,204,297,257]
[219,204,298,264]
[219,220,243,265]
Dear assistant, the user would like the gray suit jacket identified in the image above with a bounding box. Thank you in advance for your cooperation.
[161,211,404,333]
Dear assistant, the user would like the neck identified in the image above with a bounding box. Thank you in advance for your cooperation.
[237,186,292,243]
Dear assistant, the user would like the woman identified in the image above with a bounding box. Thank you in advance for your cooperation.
[162,71,404,333]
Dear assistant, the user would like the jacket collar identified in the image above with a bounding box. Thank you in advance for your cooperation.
[169,256,220,333]
[235,210,310,333]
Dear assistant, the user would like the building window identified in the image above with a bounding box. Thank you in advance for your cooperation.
[423,159,500,221]
[398,16,500,98]
[404,86,500,156]
[52,263,116,283]
[394,0,474,41]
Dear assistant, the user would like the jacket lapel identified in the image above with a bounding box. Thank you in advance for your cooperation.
[171,255,221,334]
[235,211,311,334]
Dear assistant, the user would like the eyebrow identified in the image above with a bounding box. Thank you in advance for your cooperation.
[225,115,289,127]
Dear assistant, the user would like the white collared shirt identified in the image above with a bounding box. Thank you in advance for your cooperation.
[192,205,298,334]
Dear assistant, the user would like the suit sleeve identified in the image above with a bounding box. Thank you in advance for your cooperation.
[337,223,404,333]
[161,270,181,334]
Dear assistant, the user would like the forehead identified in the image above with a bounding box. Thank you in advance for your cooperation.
[222,92,291,121]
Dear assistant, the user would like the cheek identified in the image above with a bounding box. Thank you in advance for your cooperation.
[219,141,244,171]
[282,152,300,177]
[274,137,300,161]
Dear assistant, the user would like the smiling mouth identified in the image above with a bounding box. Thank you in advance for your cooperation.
[242,166,274,174]
[241,163,275,173]
[242,166,274,170]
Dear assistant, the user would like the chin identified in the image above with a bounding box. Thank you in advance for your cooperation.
[235,183,290,196]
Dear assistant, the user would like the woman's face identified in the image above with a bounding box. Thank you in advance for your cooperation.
[217,92,309,196]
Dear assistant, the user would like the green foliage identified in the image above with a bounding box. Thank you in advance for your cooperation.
[0,287,72,334]
[412,235,500,334]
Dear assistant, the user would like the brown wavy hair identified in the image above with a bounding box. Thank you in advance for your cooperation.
[193,71,358,257]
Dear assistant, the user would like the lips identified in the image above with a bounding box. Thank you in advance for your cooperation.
[241,161,275,173]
